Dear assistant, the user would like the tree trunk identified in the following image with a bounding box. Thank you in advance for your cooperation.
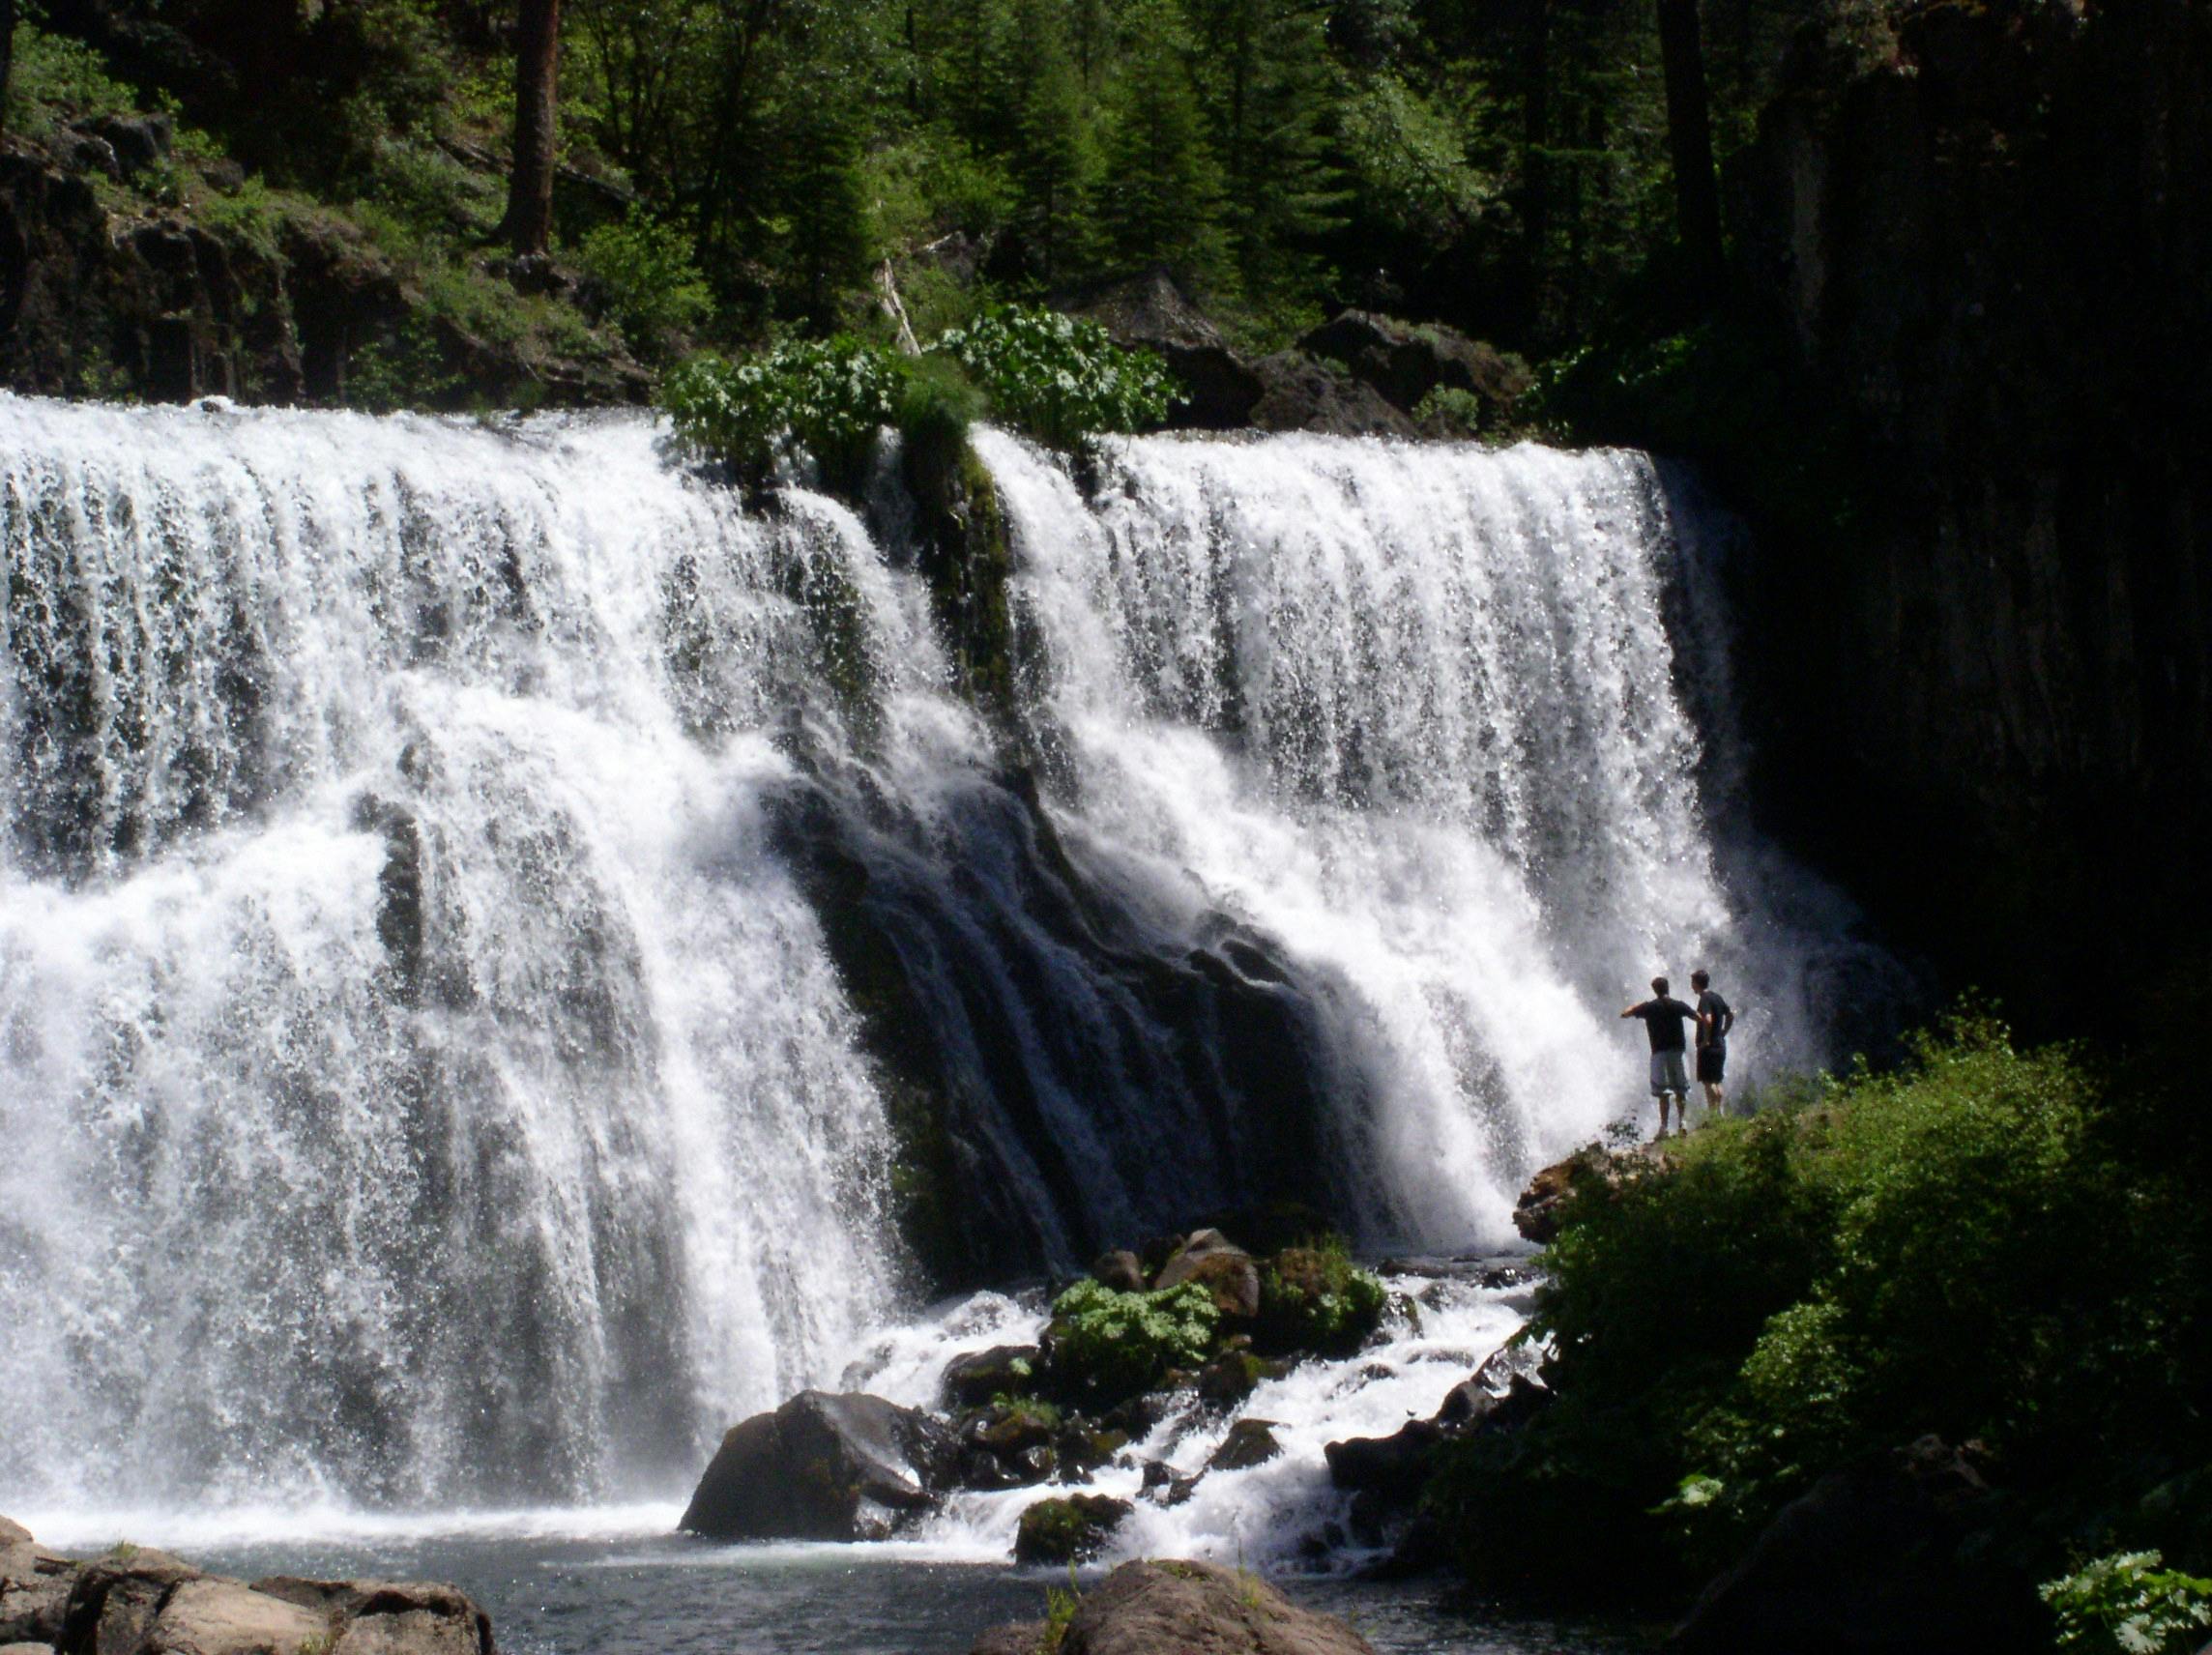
[1656,0,1724,289]
[502,0,561,257]
[0,0,17,139]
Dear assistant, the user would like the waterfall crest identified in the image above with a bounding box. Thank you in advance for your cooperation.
[0,398,1887,1519]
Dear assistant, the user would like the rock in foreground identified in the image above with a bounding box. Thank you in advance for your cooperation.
[973,1558,1377,1655]
[680,1389,949,1541]
[0,1517,494,1655]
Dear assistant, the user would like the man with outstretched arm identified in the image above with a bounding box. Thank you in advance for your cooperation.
[1692,968,1734,1120]
[1622,975,1704,1139]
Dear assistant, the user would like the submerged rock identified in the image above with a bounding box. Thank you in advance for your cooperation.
[680,1390,950,1541]
[1012,1495,1132,1565]
[1011,1558,1377,1655]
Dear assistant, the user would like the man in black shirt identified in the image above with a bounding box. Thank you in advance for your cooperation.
[1691,969,1734,1120]
[1622,975,1704,1138]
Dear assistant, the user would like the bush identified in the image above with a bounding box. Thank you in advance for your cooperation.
[930,305,1176,450]
[6,21,137,139]
[1255,1236,1387,1356]
[1043,1278,1219,1405]
[1427,1008,2195,1603]
[663,337,906,488]
[576,211,713,360]
[2042,1552,2212,1654]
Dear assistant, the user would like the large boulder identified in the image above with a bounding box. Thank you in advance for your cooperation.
[252,1579,494,1655]
[1069,270,1263,430]
[1673,1437,2045,1653]
[0,1520,77,1646]
[1324,1419,1443,1500]
[1299,310,1531,422]
[1513,1143,1673,1243]
[1,1522,494,1655]
[1012,1495,1132,1566]
[679,1390,950,1541]
[1247,354,1415,439]
[1155,1231,1261,1320]
[1208,1419,1284,1472]
[1042,1559,1377,1655]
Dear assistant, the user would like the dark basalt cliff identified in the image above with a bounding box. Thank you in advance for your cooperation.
[1730,0,2210,1027]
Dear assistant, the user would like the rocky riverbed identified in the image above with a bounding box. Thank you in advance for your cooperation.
[0,1515,496,1655]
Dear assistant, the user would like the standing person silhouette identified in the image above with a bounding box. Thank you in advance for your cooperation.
[1691,968,1734,1119]
[1622,976,1703,1139]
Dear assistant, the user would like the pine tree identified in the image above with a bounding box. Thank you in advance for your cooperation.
[1096,0,1231,290]
[996,0,1096,280]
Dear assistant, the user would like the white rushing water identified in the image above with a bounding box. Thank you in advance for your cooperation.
[0,397,1891,1534]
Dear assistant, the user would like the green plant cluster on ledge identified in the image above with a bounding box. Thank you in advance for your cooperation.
[659,305,1176,489]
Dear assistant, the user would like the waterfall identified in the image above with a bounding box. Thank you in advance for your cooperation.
[0,396,1891,1522]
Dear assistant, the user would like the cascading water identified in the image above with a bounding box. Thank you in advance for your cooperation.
[0,394,1894,1536]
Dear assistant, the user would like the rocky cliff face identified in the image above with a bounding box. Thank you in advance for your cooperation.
[1732,0,2211,1025]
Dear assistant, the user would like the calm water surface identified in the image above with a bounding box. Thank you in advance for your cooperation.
[153,1528,1655,1655]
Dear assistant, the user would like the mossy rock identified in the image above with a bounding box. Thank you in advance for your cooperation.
[1013,1494,1132,1565]
[1255,1241,1388,1357]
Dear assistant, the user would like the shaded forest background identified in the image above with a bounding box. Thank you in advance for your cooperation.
[2,0,1877,380]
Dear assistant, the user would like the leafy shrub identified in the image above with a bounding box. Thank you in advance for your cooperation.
[1044,1278,1219,1405]
[1414,386,1489,438]
[1255,1236,1387,1356]
[663,337,905,488]
[2042,1552,2212,1654]
[930,305,1175,450]
[576,211,713,360]
[1428,1009,2192,1603]
[6,21,137,139]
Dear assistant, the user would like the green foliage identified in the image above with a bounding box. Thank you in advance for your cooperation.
[1045,1277,1219,1404]
[1413,386,1489,437]
[577,211,713,360]
[663,337,905,486]
[932,305,1175,450]
[1429,1009,2201,1602]
[6,21,136,138]
[1336,73,1491,243]
[2042,1552,2212,1655]
[1254,1235,1387,1356]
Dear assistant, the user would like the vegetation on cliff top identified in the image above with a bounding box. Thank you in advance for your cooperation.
[5,0,1885,407]
[1428,1007,2212,1611]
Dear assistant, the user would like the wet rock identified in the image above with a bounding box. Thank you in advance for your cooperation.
[1055,1424,1129,1482]
[1208,1418,1284,1472]
[941,1344,1040,1408]
[1300,310,1531,423]
[680,1390,950,1541]
[1197,1349,1285,1408]
[1136,1461,1198,1508]
[253,1578,495,1655]
[1674,1437,2042,1654]
[0,1642,56,1654]
[1055,1559,1377,1655]
[1091,1250,1146,1292]
[1437,1339,1550,1431]
[1012,1495,1132,1565]
[1155,1231,1262,1320]
[1324,1419,1443,1499]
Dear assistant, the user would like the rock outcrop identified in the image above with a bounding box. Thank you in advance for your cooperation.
[679,1390,950,1541]
[0,1520,495,1655]
[1299,311,1531,427]
[972,1558,1377,1655]
[1724,0,2212,1028]
[1071,271,1264,430]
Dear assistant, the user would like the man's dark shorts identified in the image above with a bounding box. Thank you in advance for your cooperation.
[1697,1046,1726,1085]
